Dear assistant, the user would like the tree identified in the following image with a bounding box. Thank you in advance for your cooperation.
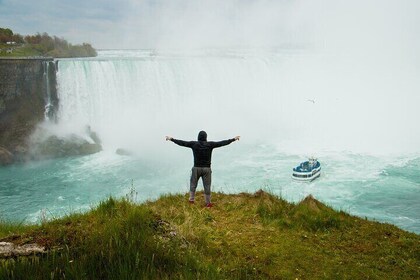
[0,27,14,43]
[11,34,24,44]
[0,28,13,37]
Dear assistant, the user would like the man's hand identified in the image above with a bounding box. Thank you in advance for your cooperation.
[165,136,173,141]
[234,136,240,141]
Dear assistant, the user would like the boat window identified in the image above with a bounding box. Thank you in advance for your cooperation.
[293,174,310,178]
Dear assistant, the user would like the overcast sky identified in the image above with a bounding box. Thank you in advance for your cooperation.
[1,0,419,50]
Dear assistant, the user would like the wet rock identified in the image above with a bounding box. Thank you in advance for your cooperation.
[85,125,101,145]
[116,148,132,156]
[0,99,5,114]
[0,146,13,165]
[12,145,28,162]
[0,59,55,164]
[31,134,102,159]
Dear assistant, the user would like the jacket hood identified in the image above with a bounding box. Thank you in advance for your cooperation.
[198,131,207,141]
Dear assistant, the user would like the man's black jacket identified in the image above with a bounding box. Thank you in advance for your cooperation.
[171,131,235,167]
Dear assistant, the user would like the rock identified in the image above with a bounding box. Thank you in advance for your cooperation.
[116,148,132,156]
[0,242,45,258]
[13,243,46,256]
[90,132,101,145]
[12,145,28,162]
[0,242,13,257]
[31,134,102,159]
[79,142,102,155]
[0,99,5,114]
[85,125,101,145]
[27,124,103,160]
[0,59,56,163]
[0,146,13,165]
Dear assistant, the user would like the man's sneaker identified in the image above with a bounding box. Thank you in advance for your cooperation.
[205,203,213,208]
[188,200,195,204]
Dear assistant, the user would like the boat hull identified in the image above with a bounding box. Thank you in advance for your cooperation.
[292,166,321,182]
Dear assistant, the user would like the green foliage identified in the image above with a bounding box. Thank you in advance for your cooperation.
[0,28,24,44]
[95,196,119,217]
[0,28,13,37]
[0,219,33,239]
[0,28,97,58]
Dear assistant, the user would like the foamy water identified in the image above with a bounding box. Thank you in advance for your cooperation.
[0,146,419,233]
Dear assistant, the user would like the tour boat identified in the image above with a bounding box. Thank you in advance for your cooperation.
[292,157,321,181]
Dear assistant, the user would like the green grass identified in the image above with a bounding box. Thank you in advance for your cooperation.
[0,44,42,57]
[0,191,419,279]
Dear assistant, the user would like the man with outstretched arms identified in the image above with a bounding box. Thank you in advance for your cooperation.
[166,131,240,207]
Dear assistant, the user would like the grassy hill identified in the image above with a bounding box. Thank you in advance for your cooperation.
[0,43,40,57]
[0,191,419,279]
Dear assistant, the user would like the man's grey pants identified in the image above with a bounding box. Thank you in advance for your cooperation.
[190,167,212,204]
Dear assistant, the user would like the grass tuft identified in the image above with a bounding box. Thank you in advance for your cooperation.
[256,192,350,232]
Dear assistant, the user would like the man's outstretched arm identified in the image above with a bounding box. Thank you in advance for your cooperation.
[165,136,194,148]
[211,136,240,148]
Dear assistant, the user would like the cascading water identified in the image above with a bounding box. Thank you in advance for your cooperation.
[56,50,291,154]
[0,50,419,233]
[55,50,420,155]
[43,60,58,122]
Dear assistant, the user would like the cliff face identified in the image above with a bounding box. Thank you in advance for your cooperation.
[0,58,58,163]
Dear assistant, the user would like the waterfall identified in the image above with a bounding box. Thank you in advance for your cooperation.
[55,50,420,155]
[56,51,290,153]
[43,60,57,122]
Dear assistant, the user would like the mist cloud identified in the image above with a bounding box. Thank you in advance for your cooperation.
[1,0,420,52]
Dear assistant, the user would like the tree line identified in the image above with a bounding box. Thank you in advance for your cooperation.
[0,27,97,58]
[0,28,24,43]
